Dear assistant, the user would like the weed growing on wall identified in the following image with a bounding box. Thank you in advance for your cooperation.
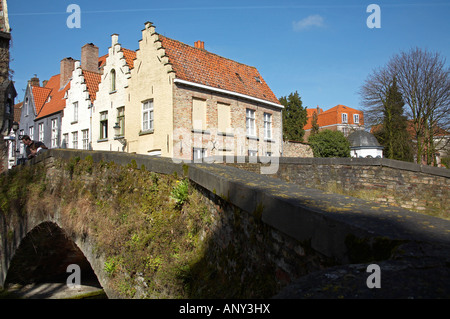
[56,157,214,298]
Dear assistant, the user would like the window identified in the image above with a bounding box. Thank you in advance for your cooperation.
[193,148,206,161]
[25,98,29,116]
[116,107,125,136]
[217,102,231,133]
[353,114,360,124]
[63,133,69,148]
[29,126,34,139]
[19,130,24,155]
[100,111,108,139]
[38,123,44,141]
[72,131,78,149]
[192,98,206,131]
[142,100,154,132]
[110,69,116,92]
[73,102,78,123]
[264,113,272,139]
[249,150,258,157]
[342,113,348,124]
[246,109,256,136]
[51,119,58,148]
[82,129,89,150]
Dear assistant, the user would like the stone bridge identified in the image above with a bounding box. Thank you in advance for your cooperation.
[0,149,449,298]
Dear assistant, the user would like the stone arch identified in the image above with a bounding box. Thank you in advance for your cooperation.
[3,221,105,297]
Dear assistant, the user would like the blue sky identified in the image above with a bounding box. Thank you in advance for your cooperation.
[8,0,450,112]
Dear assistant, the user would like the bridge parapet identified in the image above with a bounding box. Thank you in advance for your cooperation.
[1,149,449,298]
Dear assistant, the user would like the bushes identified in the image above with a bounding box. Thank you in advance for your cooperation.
[308,130,350,158]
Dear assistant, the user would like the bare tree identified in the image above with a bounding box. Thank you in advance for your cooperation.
[360,47,450,165]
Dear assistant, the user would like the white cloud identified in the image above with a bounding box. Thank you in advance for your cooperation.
[293,15,325,31]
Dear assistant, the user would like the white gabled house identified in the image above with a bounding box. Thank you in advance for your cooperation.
[91,34,136,152]
[61,43,104,150]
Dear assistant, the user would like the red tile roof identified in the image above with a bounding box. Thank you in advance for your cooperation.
[304,105,364,130]
[121,48,136,69]
[98,54,108,69]
[14,102,23,123]
[35,74,70,120]
[158,35,280,105]
[31,86,52,115]
[82,70,101,103]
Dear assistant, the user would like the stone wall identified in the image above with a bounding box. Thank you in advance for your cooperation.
[224,157,450,218]
[282,140,313,157]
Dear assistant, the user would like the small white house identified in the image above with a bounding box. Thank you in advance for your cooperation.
[348,130,383,158]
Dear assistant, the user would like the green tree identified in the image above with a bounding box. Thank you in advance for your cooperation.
[279,91,308,141]
[310,111,320,136]
[308,130,350,158]
[373,78,413,161]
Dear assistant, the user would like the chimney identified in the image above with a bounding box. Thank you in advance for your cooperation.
[60,57,75,88]
[28,76,40,87]
[316,105,321,114]
[194,40,205,50]
[81,43,99,73]
[43,80,48,87]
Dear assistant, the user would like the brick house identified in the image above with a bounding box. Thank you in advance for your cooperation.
[62,43,107,150]
[125,22,283,160]
[91,34,135,152]
[303,104,364,140]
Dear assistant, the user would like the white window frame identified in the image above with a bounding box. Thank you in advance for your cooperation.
[63,133,69,148]
[193,147,206,162]
[72,131,78,149]
[82,129,89,150]
[73,101,78,123]
[51,119,58,148]
[29,126,34,140]
[342,113,348,124]
[100,111,108,139]
[38,123,44,141]
[353,114,359,124]
[142,100,154,132]
[249,149,258,157]
[264,113,272,140]
[246,109,256,137]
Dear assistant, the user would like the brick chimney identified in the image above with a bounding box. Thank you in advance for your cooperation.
[60,57,75,88]
[28,76,40,87]
[81,43,99,73]
[194,40,205,50]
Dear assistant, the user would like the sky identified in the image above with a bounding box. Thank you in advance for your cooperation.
[7,0,450,113]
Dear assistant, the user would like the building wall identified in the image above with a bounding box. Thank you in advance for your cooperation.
[92,35,131,152]
[62,61,92,150]
[172,83,282,161]
[125,22,175,157]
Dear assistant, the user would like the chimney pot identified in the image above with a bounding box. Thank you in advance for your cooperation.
[194,40,205,50]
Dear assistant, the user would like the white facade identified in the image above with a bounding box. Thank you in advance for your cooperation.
[92,34,132,152]
[350,147,383,158]
[61,61,94,150]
